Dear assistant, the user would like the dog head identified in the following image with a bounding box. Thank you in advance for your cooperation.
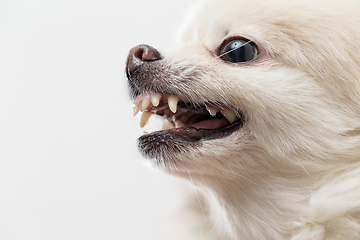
[125,0,360,183]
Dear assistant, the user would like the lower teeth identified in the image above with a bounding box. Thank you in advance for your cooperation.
[140,111,153,128]
[162,119,175,130]
[175,120,185,128]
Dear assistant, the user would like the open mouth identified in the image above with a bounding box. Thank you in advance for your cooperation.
[133,93,243,142]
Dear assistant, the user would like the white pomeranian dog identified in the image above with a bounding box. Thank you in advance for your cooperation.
[125,0,360,239]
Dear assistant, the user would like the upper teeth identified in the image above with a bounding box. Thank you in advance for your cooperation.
[168,95,180,113]
[151,93,161,107]
[206,104,239,123]
[141,98,151,111]
[206,105,218,116]
[220,109,238,124]
[133,93,240,128]
[133,105,140,116]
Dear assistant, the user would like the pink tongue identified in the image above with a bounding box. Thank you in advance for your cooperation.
[189,118,230,130]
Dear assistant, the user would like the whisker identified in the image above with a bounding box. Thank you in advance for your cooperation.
[298,160,309,175]
[238,203,269,226]
[187,169,206,223]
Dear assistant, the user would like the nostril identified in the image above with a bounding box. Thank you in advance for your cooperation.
[131,44,162,62]
[138,45,161,61]
[134,48,144,61]
[126,44,162,74]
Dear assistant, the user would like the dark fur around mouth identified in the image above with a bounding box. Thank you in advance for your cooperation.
[137,120,243,160]
[126,60,197,101]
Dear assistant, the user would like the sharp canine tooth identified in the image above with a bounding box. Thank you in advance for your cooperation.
[206,106,218,116]
[221,109,238,124]
[151,93,161,107]
[133,105,139,116]
[140,111,153,128]
[162,119,175,130]
[168,95,180,113]
[141,98,151,111]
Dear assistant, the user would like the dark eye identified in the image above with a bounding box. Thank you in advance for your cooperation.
[220,38,258,63]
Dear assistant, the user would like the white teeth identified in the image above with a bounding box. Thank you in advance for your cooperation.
[175,120,185,128]
[140,111,153,128]
[206,105,218,116]
[221,109,238,124]
[134,93,239,133]
[162,119,175,130]
[141,98,151,111]
[133,105,140,116]
[168,95,180,113]
[151,93,161,107]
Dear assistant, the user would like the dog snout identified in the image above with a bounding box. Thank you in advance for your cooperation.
[126,44,162,74]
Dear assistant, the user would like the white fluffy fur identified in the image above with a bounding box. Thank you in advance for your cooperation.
[141,0,360,239]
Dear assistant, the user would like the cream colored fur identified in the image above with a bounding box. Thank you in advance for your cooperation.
[144,0,360,239]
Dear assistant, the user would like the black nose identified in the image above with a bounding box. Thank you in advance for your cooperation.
[126,44,162,74]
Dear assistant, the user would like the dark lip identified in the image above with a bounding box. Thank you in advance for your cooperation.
[137,119,243,159]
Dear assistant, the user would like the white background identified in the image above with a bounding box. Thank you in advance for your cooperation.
[0,0,195,239]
